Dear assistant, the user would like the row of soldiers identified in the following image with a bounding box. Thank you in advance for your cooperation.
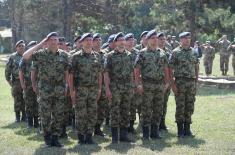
[5,30,198,147]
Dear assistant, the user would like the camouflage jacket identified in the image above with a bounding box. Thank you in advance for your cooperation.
[19,58,33,86]
[171,41,180,50]
[104,49,134,85]
[217,40,231,56]
[5,52,23,84]
[71,49,102,87]
[31,48,69,89]
[135,47,168,82]
[169,46,198,79]
[202,46,215,60]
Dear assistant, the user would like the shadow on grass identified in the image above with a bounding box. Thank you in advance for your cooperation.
[104,142,135,154]
[196,85,235,96]
[175,136,206,148]
[34,146,67,155]
[67,143,102,155]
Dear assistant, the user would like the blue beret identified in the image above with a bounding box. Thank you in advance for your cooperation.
[140,31,148,38]
[124,33,134,40]
[79,33,93,42]
[93,33,101,40]
[107,34,116,43]
[146,29,157,39]
[74,35,81,42]
[101,42,109,49]
[46,32,58,39]
[113,32,124,42]
[15,40,25,47]
[157,32,165,38]
[179,32,191,38]
[27,41,37,48]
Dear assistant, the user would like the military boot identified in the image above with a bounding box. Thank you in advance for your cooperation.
[111,127,118,144]
[78,134,85,144]
[51,135,63,147]
[177,123,184,138]
[159,118,168,131]
[128,120,136,134]
[150,125,162,139]
[142,126,150,140]
[85,134,95,144]
[105,116,110,126]
[94,124,105,137]
[184,123,195,137]
[59,125,68,139]
[44,132,51,146]
[120,127,131,142]
[33,116,39,128]
[15,112,20,123]
[21,110,26,122]
[27,116,33,129]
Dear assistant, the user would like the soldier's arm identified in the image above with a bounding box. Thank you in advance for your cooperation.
[5,57,12,86]
[103,72,112,102]
[31,70,38,93]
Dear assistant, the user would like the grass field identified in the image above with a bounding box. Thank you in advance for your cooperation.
[0,55,235,155]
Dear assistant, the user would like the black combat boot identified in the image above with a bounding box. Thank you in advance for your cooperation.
[15,112,20,123]
[27,116,33,129]
[51,135,63,147]
[184,123,195,137]
[120,127,132,142]
[59,125,68,139]
[105,116,110,126]
[142,126,150,140]
[21,110,26,122]
[159,118,168,131]
[128,120,136,134]
[94,124,105,137]
[177,123,184,138]
[85,134,95,144]
[78,134,85,144]
[44,132,51,146]
[33,116,39,128]
[150,125,162,139]
[111,127,118,144]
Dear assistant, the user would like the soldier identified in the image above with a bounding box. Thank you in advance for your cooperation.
[92,33,107,137]
[23,32,69,147]
[124,33,141,134]
[101,42,109,50]
[19,41,39,129]
[104,32,133,143]
[70,35,82,55]
[58,37,67,50]
[70,33,103,144]
[216,35,231,76]
[157,32,172,131]
[135,31,148,50]
[5,40,26,123]
[201,41,215,76]
[227,38,235,75]
[169,32,199,138]
[166,35,173,50]
[171,36,180,50]
[134,30,170,140]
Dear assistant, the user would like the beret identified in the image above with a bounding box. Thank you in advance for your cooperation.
[146,29,157,39]
[179,32,191,38]
[113,32,124,42]
[46,32,58,39]
[27,41,37,48]
[15,40,25,47]
[79,33,93,42]
[140,31,148,38]
[124,33,134,40]
[107,34,116,43]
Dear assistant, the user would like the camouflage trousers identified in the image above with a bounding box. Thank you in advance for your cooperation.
[96,90,109,126]
[11,82,25,113]
[74,86,97,135]
[203,58,214,75]
[232,55,235,75]
[23,86,38,118]
[175,78,196,124]
[141,81,164,127]
[162,88,171,120]
[220,55,230,72]
[62,95,73,126]
[130,93,142,121]
[37,87,65,136]
[110,83,132,128]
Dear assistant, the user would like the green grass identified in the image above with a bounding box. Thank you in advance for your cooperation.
[0,62,235,154]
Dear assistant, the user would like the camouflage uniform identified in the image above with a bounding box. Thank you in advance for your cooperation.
[171,40,180,50]
[19,58,38,127]
[104,49,134,128]
[31,48,69,137]
[71,49,102,136]
[5,52,25,121]
[217,40,231,74]
[228,45,235,75]
[202,46,215,75]
[169,46,198,124]
[135,48,167,131]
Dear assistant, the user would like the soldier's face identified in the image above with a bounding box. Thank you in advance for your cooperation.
[148,35,158,48]
[75,41,82,49]
[172,37,176,41]
[180,36,191,47]
[58,42,67,50]
[141,35,147,46]
[93,38,102,49]
[47,36,59,48]
[16,43,25,54]
[82,37,93,49]
[115,37,125,52]
[125,38,135,48]
[157,36,166,48]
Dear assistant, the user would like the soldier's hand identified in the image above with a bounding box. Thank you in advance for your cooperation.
[106,88,112,103]
[164,83,170,94]
[96,89,102,102]
[32,85,38,94]
[172,83,178,96]
[136,84,144,94]
[71,90,76,105]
